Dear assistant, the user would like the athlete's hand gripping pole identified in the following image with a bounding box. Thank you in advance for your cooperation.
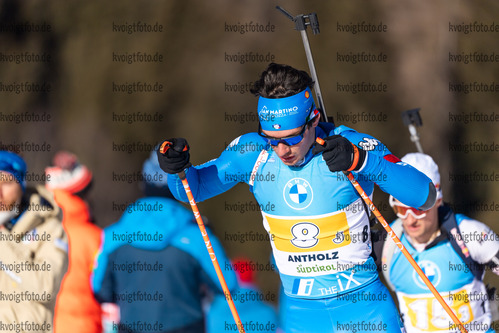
[159,141,246,333]
[315,137,468,333]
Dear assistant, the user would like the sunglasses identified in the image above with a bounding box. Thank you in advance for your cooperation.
[389,196,428,219]
[258,122,309,147]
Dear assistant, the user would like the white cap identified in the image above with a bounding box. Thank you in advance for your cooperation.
[401,152,442,200]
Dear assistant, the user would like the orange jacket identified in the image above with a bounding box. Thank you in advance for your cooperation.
[53,189,102,333]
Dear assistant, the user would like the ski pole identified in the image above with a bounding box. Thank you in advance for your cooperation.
[159,142,246,333]
[315,137,468,333]
[276,6,330,124]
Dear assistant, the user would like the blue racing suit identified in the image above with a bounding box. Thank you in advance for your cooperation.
[167,123,434,332]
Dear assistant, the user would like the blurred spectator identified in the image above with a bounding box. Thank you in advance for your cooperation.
[47,151,103,333]
[205,256,279,333]
[0,151,68,332]
[90,150,237,333]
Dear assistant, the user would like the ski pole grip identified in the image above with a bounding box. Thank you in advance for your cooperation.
[177,170,186,180]
[316,137,351,176]
[159,141,172,154]
[159,140,189,155]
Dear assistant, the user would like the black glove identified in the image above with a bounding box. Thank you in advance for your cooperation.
[156,138,192,174]
[312,135,366,172]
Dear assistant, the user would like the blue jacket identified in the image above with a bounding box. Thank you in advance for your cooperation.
[91,197,237,332]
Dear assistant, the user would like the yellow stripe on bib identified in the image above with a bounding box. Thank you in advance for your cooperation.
[266,212,351,253]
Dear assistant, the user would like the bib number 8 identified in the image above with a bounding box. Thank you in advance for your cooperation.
[290,223,319,248]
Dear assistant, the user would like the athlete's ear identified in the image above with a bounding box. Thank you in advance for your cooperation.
[311,114,320,127]
[436,198,443,207]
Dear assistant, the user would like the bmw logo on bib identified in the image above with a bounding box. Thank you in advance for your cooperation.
[413,260,441,289]
[283,178,313,210]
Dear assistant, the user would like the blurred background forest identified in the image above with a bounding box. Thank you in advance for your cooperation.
[1,0,498,306]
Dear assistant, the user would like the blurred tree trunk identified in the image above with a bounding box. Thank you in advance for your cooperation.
[378,0,457,187]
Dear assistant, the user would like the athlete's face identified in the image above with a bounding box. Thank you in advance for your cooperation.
[396,198,442,244]
[0,172,22,212]
[262,116,320,166]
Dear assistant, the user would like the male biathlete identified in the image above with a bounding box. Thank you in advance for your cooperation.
[157,63,436,333]
[379,152,499,333]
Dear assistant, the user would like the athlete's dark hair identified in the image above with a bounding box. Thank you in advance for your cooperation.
[250,63,314,98]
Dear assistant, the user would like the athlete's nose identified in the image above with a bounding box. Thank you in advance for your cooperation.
[404,214,417,225]
[275,142,291,156]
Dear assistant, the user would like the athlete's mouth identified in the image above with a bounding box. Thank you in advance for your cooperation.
[406,223,420,232]
[280,155,295,163]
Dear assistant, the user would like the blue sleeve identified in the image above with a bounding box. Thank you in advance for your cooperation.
[167,133,266,203]
[172,225,237,293]
[91,227,120,295]
[336,125,435,210]
[92,250,116,303]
